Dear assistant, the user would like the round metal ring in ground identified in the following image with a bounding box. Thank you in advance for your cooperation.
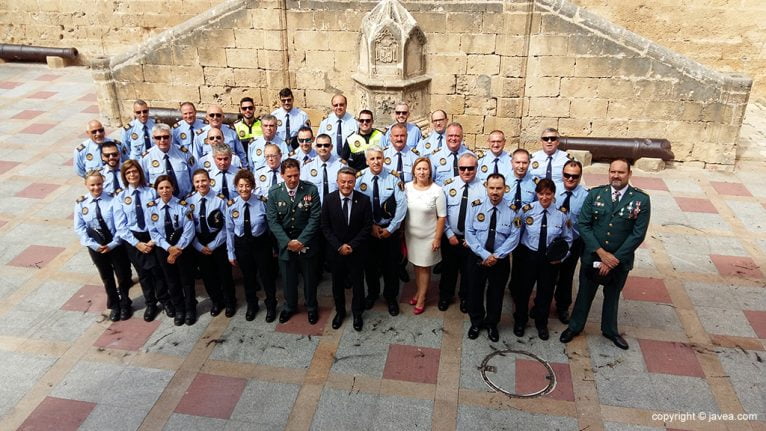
[479,349,557,398]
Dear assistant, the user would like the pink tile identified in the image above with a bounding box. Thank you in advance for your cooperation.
[638,339,705,378]
[710,255,764,279]
[674,197,718,214]
[27,91,57,99]
[8,245,65,268]
[15,182,60,199]
[622,276,672,303]
[399,280,439,307]
[743,310,766,339]
[19,123,56,135]
[275,306,330,336]
[515,359,574,401]
[710,181,752,197]
[79,93,98,102]
[382,344,440,385]
[62,158,73,166]
[81,104,100,114]
[0,81,22,89]
[12,110,45,120]
[175,373,247,419]
[18,396,95,431]
[0,220,7,229]
[61,284,108,314]
[583,173,608,187]
[0,160,21,174]
[93,318,161,351]
[631,176,668,191]
[35,73,61,81]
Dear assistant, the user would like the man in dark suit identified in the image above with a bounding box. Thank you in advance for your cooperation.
[321,167,373,331]
[266,158,322,324]
[560,158,651,349]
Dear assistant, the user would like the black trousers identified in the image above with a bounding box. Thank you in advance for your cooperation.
[554,237,584,312]
[196,245,235,307]
[466,254,510,326]
[125,239,168,307]
[438,235,470,301]
[156,247,197,315]
[507,247,523,294]
[88,245,132,310]
[281,252,318,313]
[234,233,277,309]
[364,231,401,301]
[513,245,560,328]
[329,253,365,316]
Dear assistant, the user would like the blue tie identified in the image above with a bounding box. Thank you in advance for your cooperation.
[134,190,145,230]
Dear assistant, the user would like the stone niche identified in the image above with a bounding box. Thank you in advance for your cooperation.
[353,0,431,129]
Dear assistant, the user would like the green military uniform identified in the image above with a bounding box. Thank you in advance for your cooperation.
[567,184,651,337]
[265,180,322,313]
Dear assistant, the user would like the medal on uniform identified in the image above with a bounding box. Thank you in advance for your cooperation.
[449,189,456,197]
[131,133,138,140]
[152,160,160,167]
[477,213,485,222]
[310,169,317,177]
[232,210,239,218]
[526,216,534,225]
[360,183,367,191]
[151,213,159,221]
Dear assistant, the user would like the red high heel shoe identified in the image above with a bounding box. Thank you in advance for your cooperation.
[409,296,417,306]
[413,305,425,315]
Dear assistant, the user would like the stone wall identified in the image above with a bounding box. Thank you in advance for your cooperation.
[90,0,750,167]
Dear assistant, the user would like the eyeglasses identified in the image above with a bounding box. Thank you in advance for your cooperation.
[264,155,280,159]
[207,136,224,141]
[280,98,293,103]
[395,111,408,115]
[240,106,255,111]
[358,118,372,124]
[432,118,446,122]
[89,128,105,134]
[332,103,345,108]
[563,173,581,180]
[208,113,223,118]
[315,143,331,148]
[458,166,476,171]
[102,152,120,158]
[134,109,149,115]
[541,136,559,142]
[297,138,313,143]
[153,135,171,140]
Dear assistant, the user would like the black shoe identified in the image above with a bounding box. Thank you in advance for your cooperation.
[185,310,197,326]
[557,309,570,324]
[537,326,549,341]
[210,303,222,317]
[387,299,400,316]
[143,304,158,322]
[279,309,294,324]
[437,298,450,312]
[528,308,537,320]
[332,312,346,329]
[109,308,120,322]
[487,325,500,342]
[459,298,468,314]
[353,315,363,331]
[513,323,525,337]
[433,262,442,274]
[364,296,377,310]
[246,303,259,321]
[120,307,133,321]
[308,310,319,325]
[225,303,236,318]
[467,325,481,339]
[265,307,276,323]
[173,313,185,326]
[164,304,176,318]
[559,328,579,343]
[603,333,629,350]
[398,265,410,282]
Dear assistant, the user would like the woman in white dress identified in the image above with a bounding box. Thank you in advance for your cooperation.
[404,157,447,314]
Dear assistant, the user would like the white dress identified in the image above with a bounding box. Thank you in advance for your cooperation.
[404,182,447,267]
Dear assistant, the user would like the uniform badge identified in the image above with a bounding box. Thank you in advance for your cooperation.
[310,169,317,177]
[259,175,267,182]
[204,161,211,168]
[239,130,245,137]
[425,142,431,149]
[504,185,510,193]
[131,133,139,140]
[481,165,488,173]
[477,213,485,222]
[355,140,361,148]
[180,133,187,140]
[510,203,518,211]
[533,177,539,184]
[115,188,123,194]
[210,179,216,186]
[86,153,93,161]
[526,216,534,225]
[189,203,195,211]
[277,120,283,126]
[532,161,539,169]
[449,188,457,197]
[151,213,159,222]
[81,207,89,215]
[151,160,160,167]
[385,157,391,165]
[514,217,521,227]
[472,199,482,207]
[188,158,195,167]
[256,148,263,156]
[439,158,446,166]
[559,206,568,213]
[326,124,332,131]
[360,183,368,191]
[180,146,188,153]
[124,196,132,205]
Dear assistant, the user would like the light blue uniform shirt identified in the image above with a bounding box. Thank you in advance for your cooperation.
[172,119,207,150]
[508,172,538,209]
[100,165,126,195]
[146,197,195,251]
[113,185,158,246]
[254,165,284,197]
[318,112,357,154]
[416,131,445,155]
[383,145,419,183]
[429,145,474,186]
[140,145,196,197]
[289,148,317,163]
[224,194,269,260]
[529,149,571,192]
[198,153,244,173]
[193,125,247,166]
[271,107,310,142]
[558,184,588,239]
[123,118,157,161]
[519,201,573,253]
[465,198,522,260]
[74,138,126,177]
[248,135,289,171]
[300,155,344,204]
[186,189,227,252]
[381,122,422,149]
[74,193,121,251]
[441,176,485,238]
[477,151,513,182]
[355,167,407,234]
[208,165,239,200]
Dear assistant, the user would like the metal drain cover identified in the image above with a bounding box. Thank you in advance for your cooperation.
[480,349,556,398]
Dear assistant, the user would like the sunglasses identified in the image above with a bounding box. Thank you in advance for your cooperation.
[458,166,476,171]
[297,138,313,143]
[563,173,581,180]
[240,106,255,111]
[358,118,372,123]
[332,103,345,108]
[280,98,293,103]
[395,111,408,115]
[207,136,224,141]
[153,135,171,140]
[134,109,149,115]
[89,128,105,134]
[208,113,223,118]
[541,136,559,142]
[432,118,446,122]
[102,152,120,158]
[315,143,331,148]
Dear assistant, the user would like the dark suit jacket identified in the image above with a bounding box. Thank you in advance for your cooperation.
[266,180,322,260]
[321,190,372,260]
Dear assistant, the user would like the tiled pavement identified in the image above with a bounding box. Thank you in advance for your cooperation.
[0,63,765,431]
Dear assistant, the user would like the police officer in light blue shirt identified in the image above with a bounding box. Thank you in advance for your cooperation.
[99,141,126,195]
[123,100,157,161]
[248,115,289,171]
[529,128,572,192]
[415,110,448,155]
[383,123,419,183]
[193,105,247,166]
[318,94,357,158]
[301,133,344,204]
[254,143,285,196]
[271,88,310,146]
[506,147,539,300]
[141,123,196,198]
[380,102,422,150]
[207,143,239,200]
[465,173,522,342]
[430,122,474,185]
[477,130,513,182]
[75,120,126,177]
[288,127,317,163]
[172,102,206,151]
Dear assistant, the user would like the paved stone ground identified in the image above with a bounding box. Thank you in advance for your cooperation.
[1,63,765,431]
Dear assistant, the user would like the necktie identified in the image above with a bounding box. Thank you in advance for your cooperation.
[457,183,469,233]
[545,155,553,180]
[188,124,194,152]
[493,158,499,174]
[396,152,403,175]
[484,207,497,253]
[303,155,309,164]
[538,209,548,254]
[164,154,179,197]
[243,202,252,237]
[163,204,174,241]
[288,189,296,201]
[336,119,343,156]
[272,170,278,186]
[285,114,291,141]
[451,151,459,177]
[612,190,620,203]
[221,171,229,199]
[561,191,572,212]
[513,179,522,209]
[437,134,443,150]
[134,190,145,230]
[143,125,151,151]
[372,175,382,222]
[322,162,329,199]
[342,197,350,226]
[200,197,210,236]
[95,198,113,243]
[112,169,121,191]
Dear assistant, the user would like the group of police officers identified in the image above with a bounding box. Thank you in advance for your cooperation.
[74,89,650,348]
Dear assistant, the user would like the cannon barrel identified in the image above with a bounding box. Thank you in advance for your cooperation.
[149,108,240,127]
[0,44,78,62]
[559,137,674,161]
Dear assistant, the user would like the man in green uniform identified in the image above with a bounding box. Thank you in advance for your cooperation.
[266,158,322,324]
[560,158,651,350]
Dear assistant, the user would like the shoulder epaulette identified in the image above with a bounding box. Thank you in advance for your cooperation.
[356,170,363,178]
[472,199,482,207]
[217,193,226,200]
[234,118,243,124]
[111,138,122,145]
[288,150,296,157]
[304,157,313,166]
[476,150,485,159]
[173,122,180,128]
[123,125,130,131]
[431,148,440,155]
[141,150,150,158]
[411,148,420,156]
[179,200,187,206]
[185,191,196,199]
[522,203,532,212]
[226,124,235,131]
[76,195,86,203]
[180,146,188,153]
[195,129,205,135]
[76,143,85,151]
[443,178,454,185]
[390,170,400,178]
[203,119,209,125]
[632,186,648,195]
[227,199,235,206]
[147,201,156,207]
[259,195,268,202]
[339,158,348,165]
